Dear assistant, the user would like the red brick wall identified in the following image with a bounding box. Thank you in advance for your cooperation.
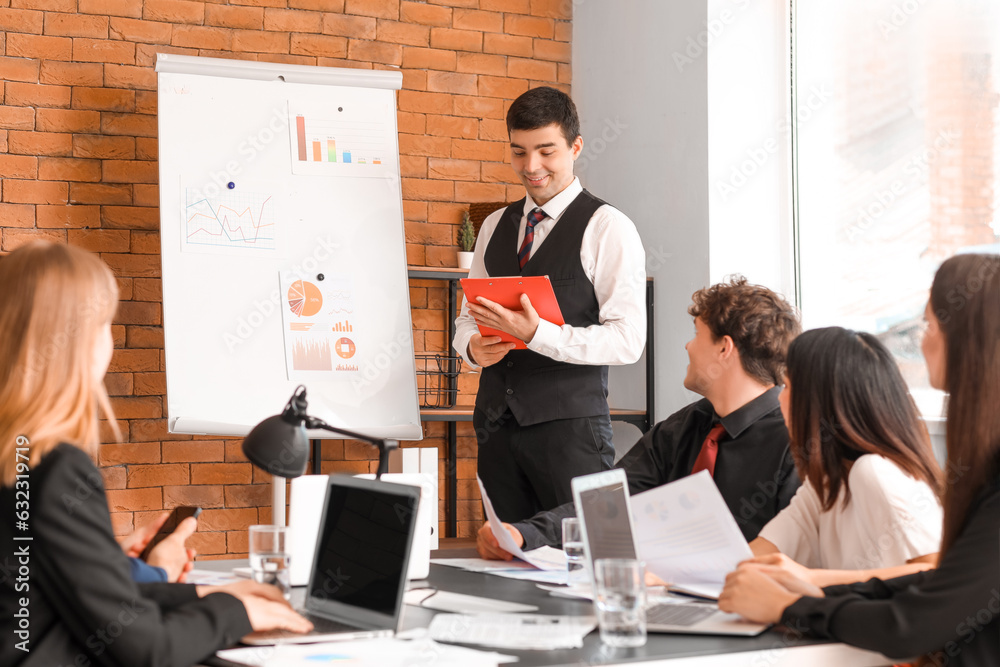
[0,0,571,554]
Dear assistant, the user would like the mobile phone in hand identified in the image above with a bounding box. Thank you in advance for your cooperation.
[139,506,202,561]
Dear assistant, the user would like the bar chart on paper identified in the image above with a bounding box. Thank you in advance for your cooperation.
[289,105,392,177]
[183,188,279,254]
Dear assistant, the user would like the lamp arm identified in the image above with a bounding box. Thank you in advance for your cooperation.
[303,416,398,479]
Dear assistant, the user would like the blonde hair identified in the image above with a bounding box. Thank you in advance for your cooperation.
[0,242,120,487]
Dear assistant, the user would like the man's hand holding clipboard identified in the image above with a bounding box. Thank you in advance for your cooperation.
[461,276,565,367]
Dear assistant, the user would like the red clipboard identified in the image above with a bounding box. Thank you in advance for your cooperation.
[460,276,565,350]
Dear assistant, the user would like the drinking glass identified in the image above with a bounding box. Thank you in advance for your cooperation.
[593,558,647,647]
[248,524,291,599]
[562,517,586,585]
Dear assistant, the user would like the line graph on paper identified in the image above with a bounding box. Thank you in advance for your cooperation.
[183,188,279,253]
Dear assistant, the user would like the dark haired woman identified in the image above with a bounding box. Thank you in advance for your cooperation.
[747,327,943,587]
[720,253,1000,666]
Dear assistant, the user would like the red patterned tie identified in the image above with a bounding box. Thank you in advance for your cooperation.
[690,424,726,477]
[518,208,547,270]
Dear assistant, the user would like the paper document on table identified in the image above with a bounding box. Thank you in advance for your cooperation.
[477,475,567,571]
[184,569,243,586]
[429,613,597,650]
[404,589,538,613]
[218,637,516,666]
[488,567,573,585]
[431,557,537,572]
[633,470,753,585]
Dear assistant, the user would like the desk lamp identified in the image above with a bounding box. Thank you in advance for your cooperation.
[242,385,399,525]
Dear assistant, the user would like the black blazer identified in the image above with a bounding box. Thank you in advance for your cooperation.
[0,443,252,667]
[783,478,1000,665]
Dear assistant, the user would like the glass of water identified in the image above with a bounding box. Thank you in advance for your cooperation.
[562,517,586,585]
[593,558,647,647]
[249,524,291,599]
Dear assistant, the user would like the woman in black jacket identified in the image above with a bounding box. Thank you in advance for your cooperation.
[0,242,311,667]
[719,253,1000,666]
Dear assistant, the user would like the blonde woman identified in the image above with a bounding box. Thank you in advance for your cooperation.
[0,242,310,667]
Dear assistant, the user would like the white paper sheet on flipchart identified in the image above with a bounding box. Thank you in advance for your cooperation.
[632,470,754,586]
[476,475,567,571]
[217,637,516,667]
[428,613,597,650]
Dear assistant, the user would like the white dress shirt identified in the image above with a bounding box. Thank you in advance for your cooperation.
[757,454,943,570]
[454,177,647,368]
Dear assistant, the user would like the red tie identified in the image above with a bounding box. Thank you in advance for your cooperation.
[690,424,726,477]
[518,208,547,270]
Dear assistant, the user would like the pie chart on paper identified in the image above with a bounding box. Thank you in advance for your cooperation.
[288,280,323,317]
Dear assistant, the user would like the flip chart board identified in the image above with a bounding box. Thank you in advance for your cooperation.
[155,54,420,440]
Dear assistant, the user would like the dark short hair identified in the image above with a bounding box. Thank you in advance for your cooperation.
[505,86,580,145]
[785,327,941,511]
[688,276,800,386]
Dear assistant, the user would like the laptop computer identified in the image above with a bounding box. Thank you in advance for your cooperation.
[243,474,421,645]
[571,469,768,636]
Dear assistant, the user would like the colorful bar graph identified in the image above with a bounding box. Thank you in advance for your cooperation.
[295,116,307,161]
[327,139,337,163]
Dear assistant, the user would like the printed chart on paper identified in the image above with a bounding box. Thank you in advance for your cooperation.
[182,187,280,255]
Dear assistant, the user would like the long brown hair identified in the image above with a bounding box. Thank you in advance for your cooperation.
[0,242,120,486]
[786,327,941,511]
[932,253,1000,557]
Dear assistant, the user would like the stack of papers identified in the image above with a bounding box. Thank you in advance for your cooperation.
[217,637,516,667]
[429,613,597,650]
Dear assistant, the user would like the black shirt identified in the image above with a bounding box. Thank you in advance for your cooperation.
[515,387,800,549]
[782,479,1000,666]
[0,443,252,667]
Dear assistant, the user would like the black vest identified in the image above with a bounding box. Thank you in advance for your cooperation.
[477,189,610,426]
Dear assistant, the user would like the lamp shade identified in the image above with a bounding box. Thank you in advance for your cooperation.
[242,413,309,478]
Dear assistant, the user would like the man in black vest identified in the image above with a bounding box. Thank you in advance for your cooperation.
[453,86,647,523]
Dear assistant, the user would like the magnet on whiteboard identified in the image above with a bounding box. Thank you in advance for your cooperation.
[227,182,235,189]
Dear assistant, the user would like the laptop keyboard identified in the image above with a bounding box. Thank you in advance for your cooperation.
[647,603,717,626]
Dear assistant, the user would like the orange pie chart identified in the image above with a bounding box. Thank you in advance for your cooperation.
[335,337,356,359]
[288,280,322,317]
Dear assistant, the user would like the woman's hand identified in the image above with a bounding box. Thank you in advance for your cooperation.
[718,563,813,624]
[742,552,818,587]
[146,517,198,582]
[197,580,313,634]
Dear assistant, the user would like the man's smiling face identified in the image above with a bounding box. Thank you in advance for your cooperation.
[509,123,583,206]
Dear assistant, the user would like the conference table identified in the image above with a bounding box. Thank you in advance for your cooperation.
[201,541,895,666]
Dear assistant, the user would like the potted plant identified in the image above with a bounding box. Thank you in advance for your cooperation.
[457,211,475,270]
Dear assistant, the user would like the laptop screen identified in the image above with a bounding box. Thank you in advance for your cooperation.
[578,482,638,561]
[307,476,418,625]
